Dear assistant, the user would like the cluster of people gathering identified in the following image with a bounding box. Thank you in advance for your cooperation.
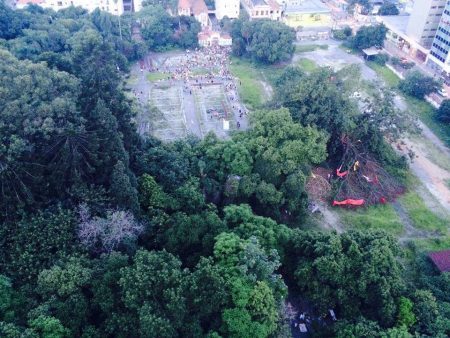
[141,45,247,130]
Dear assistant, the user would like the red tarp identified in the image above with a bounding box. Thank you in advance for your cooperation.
[336,168,348,178]
[333,199,365,206]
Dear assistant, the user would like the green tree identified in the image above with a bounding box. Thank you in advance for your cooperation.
[351,24,387,49]
[378,3,399,15]
[231,18,295,64]
[0,209,78,283]
[29,315,70,338]
[397,297,416,329]
[138,6,174,51]
[109,160,139,212]
[399,71,442,99]
[0,50,84,217]
[436,99,450,123]
[119,250,187,332]
[274,68,352,156]
[286,230,404,325]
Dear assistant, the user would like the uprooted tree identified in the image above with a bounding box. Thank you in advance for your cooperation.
[331,137,405,207]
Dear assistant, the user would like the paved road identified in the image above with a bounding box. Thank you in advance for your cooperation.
[181,86,202,138]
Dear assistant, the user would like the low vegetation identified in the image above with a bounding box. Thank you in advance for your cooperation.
[339,204,404,235]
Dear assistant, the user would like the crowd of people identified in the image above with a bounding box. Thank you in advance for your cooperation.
[141,45,248,130]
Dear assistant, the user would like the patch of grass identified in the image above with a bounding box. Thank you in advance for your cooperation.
[366,62,400,87]
[339,204,404,235]
[295,44,329,53]
[403,95,450,147]
[146,72,168,82]
[229,58,265,110]
[297,58,318,73]
[192,68,211,76]
[413,236,450,252]
[399,192,449,233]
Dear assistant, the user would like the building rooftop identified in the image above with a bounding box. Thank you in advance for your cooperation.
[429,249,450,272]
[16,0,45,5]
[376,15,430,53]
[249,0,280,9]
[285,0,331,14]
[377,15,410,36]
[178,0,208,15]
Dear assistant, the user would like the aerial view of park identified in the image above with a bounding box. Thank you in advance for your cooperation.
[3,0,450,337]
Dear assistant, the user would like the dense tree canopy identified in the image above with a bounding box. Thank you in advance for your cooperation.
[0,3,448,338]
[351,24,387,50]
[231,18,296,64]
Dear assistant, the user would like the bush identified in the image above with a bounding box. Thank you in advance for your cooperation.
[373,53,389,65]
[436,99,450,123]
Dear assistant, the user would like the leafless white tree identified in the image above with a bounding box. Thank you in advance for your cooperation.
[78,204,143,253]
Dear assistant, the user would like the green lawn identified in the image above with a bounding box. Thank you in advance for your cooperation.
[229,58,266,110]
[295,44,329,53]
[146,72,168,82]
[399,192,449,233]
[412,236,450,252]
[367,62,400,87]
[365,62,450,147]
[403,95,450,147]
[297,58,318,73]
[339,204,404,235]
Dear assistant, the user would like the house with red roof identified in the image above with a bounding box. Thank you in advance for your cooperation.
[428,249,450,272]
[178,0,210,28]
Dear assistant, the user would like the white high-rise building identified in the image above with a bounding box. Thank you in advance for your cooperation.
[406,0,446,48]
[215,0,240,19]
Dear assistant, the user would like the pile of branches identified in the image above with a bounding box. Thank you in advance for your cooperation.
[332,137,405,206]
[305,168,332,203]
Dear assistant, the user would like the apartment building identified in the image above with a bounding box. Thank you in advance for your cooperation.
[428,1,450,73]
[406,0,446,48]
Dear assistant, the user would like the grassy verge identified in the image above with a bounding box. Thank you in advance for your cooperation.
[338,204,404,235]
[297,58,318,73]
[229,58,266,110]
[403,95,450,146]
[412,236,450,252]
[365,62,450,146]
[399,192,449,233]
[295,44,329,53]
[367,62,400,87]
[147,72,168,82]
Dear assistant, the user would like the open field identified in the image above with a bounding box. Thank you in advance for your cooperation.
[297,58,318,72]
[295,44,329,53]
[366,62,400,87]
[399,192,449,233]
[229,58,266,110]
[338,204,404,235]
